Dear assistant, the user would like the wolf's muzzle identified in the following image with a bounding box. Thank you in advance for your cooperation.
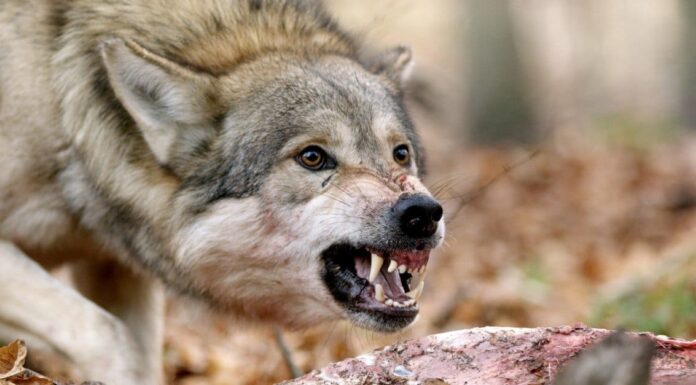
[319,193,444,332]
[393,193,443,239]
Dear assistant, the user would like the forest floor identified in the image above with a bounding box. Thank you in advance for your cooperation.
[163,129,696,385]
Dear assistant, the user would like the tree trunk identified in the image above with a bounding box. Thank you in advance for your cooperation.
[465,0,536,145]
[681,0,696,129]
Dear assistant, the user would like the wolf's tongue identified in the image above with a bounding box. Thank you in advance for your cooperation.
[377,269,406,299]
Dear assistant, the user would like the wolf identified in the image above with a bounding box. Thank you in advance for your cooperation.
[0,0,444,384]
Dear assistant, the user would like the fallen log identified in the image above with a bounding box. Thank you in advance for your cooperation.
[281,325,696,385]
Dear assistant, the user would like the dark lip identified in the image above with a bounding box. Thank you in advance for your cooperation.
[321,243,430,330]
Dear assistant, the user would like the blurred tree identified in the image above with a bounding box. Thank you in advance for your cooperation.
[465,0,537,145]
[681,0,696,130]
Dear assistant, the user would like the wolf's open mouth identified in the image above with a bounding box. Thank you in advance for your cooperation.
[321,243,429,331]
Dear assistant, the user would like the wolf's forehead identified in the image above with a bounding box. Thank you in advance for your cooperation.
[290,64,415,149]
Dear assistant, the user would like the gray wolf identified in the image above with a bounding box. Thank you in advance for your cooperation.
[0,0,444,383]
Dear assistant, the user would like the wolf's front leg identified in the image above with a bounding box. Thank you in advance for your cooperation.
[0,241,161,385]
[71,259,165,385]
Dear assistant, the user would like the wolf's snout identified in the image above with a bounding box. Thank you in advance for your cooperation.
[393,194,443,238]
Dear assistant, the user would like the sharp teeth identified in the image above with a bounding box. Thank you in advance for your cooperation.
[387,260,398,273]
[369,253,383,282]
[410,269,427,289]
[374,284,385,302]
[392,299,415,308]
[385,299,394,306]
[406,280,424,300]
[419,265,427,274]
[398,264,407,274]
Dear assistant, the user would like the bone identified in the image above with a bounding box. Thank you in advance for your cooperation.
[369,254,383,282]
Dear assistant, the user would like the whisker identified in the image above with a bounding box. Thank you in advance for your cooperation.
[444,148,541,223]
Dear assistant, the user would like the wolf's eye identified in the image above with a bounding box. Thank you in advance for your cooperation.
[297,146,330,170]
[393,144,411,166]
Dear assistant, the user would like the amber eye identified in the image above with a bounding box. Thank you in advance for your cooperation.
[393,144,411,166]
[297,146,328,170]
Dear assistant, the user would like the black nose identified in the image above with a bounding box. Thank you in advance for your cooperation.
[393,194,443,238]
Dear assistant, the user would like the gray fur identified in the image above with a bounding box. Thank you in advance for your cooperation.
[0,0,439,383]
[181,57,418,207]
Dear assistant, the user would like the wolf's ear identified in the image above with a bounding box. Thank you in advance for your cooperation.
[370,46,414,88]
[100,39,214,165]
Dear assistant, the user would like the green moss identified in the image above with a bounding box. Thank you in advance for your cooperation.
[592,114,681,150]
[590,277,696,338]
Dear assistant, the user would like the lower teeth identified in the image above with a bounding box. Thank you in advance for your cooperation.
[385,299,415,308]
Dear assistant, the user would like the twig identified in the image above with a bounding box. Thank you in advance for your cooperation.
[445,148,541,223]
[273,326,303,379]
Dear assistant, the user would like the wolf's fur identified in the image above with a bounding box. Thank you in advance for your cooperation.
[0,1,443,384]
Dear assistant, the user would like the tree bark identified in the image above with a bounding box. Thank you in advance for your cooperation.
[281,326,696,385]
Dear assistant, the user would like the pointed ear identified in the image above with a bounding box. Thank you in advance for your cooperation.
[369,45,414,88]
[100,38,214,164]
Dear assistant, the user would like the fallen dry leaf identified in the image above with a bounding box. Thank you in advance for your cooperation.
[0,341,27,380]
[0,341,55,385]
[3,371,54,385]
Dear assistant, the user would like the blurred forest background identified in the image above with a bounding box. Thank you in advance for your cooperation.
[164,1,696,384]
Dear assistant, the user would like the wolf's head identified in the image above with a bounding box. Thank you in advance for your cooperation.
[100,38,444,332]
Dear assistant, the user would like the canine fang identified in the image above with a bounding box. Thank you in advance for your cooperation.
[388,260,398,273]
[369,253,384,283]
